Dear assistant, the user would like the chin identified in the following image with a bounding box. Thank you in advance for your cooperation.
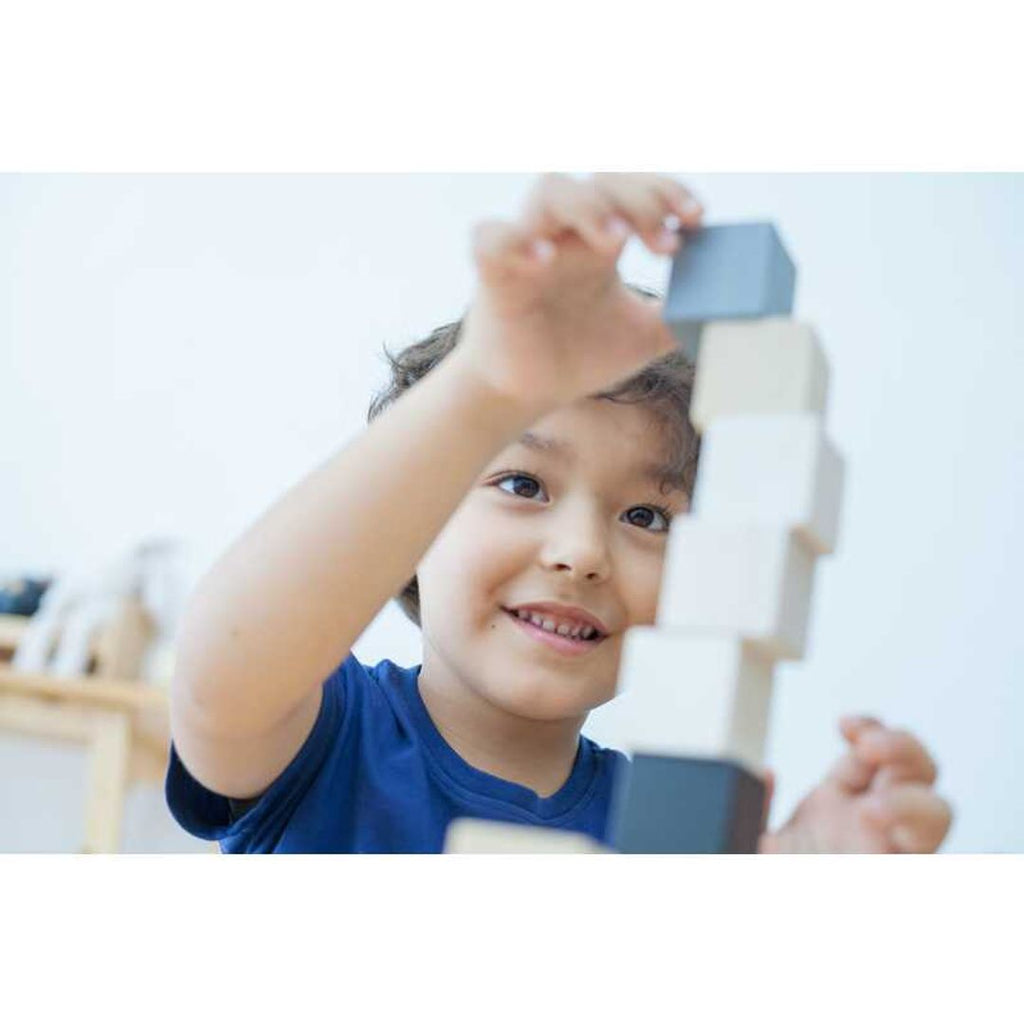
[479,666,606,722]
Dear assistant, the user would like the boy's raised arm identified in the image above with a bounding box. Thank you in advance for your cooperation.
[171,173,701,798]
[171,347,549,793]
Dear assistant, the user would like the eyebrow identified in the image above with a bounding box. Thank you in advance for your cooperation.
[516,431,686,494]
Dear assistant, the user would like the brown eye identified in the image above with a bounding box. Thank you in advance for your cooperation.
[495,473,545,500]
[625,506,672,533]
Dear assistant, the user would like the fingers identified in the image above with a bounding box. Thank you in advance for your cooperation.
[594,172,703,254]
[838,715,939,786]
[826,716,939,797]
[826,715,884,790]
[860,784,954,853]
[824,748,877,793]
[471,219,555,279]
[521,173,628,253]
[839,714,885,741]
[859,724,938,787]
[518,172,703,258]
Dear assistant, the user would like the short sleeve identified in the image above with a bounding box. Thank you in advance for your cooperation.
[165,666,347,850]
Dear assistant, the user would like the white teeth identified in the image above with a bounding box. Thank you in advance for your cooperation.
[513,609,599,641]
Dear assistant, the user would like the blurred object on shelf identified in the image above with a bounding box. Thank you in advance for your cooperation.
[0,577,52,616]
[0,615,32,660]
[9,538,186,686]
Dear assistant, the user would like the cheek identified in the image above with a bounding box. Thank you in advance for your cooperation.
[619,554,666,628]
[640,578,663,625]
[419,509,525,619]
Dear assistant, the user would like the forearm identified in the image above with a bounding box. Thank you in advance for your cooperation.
[174,346,549,737]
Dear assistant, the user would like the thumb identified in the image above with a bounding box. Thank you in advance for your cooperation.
[471,218,553,278]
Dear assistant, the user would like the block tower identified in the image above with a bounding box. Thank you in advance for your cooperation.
[444,221,845,854]
[609,222,844,852]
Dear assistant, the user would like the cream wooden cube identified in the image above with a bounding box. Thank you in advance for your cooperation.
[613,627,775,773]
[690,319,829,434]
[444,819,608,853]
[658,521,816,660]
[693,413,846,555]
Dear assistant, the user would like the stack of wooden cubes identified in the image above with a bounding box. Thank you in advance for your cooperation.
[609,223,845,852]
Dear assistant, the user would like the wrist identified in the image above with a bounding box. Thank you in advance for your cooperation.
[442,342,555,430]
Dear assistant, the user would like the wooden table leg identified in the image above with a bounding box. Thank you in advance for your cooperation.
[82,709,131,854]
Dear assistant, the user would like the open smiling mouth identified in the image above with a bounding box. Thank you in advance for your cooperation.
[502,608,607,655]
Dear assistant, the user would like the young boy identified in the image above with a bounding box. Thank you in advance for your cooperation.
[166,173,952,854]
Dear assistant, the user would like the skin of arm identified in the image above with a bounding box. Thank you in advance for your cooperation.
[169,343,551,797]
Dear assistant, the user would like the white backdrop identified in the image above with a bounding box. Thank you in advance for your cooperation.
[2,173,1021,853]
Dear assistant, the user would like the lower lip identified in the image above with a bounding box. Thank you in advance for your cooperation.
[503,609,604,657]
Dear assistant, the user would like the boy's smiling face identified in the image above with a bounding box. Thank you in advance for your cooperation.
[415,396,690,725]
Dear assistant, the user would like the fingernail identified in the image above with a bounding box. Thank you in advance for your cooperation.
[531,239,555,262]
[605,216,629,239]
[683,198,702,215]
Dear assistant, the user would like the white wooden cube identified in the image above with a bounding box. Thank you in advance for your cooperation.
[613,627,775,772]
[658,521,816,660]
[444,819,608,853]
[693,413,846,555]
[690,318,829,434]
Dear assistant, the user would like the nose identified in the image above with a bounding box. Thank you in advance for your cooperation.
[539,500,612,583]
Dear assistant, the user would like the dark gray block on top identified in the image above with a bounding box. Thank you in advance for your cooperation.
[663,222,797,360]
[609,753,766,853]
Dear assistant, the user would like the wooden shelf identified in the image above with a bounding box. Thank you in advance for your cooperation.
[0,666,168,712]
[0,666,171,853]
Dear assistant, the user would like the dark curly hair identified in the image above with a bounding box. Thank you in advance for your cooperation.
[367,283,701,628]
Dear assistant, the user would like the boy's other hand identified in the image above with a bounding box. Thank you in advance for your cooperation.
[453,173,703,413]
[758,717,954,854]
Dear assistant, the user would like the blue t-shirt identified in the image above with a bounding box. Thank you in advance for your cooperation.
[165,653,628,853]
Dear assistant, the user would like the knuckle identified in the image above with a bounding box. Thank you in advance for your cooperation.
[584,186,614,213]
[640,200,672,229]
[663,180,698,212]
[884,728,911,754]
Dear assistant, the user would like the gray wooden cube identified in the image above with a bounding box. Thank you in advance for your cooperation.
[610,753,766,853]
[663,222,797,359]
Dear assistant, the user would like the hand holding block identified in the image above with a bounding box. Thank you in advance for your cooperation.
[613,628,774,773]
[444,819,609,854]
[663,222,796,360]
[658,522,816,661]
[694,413,846,556]
[610,754,765,853]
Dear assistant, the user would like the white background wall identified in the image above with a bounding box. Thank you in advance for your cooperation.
[2,173,1021,853]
